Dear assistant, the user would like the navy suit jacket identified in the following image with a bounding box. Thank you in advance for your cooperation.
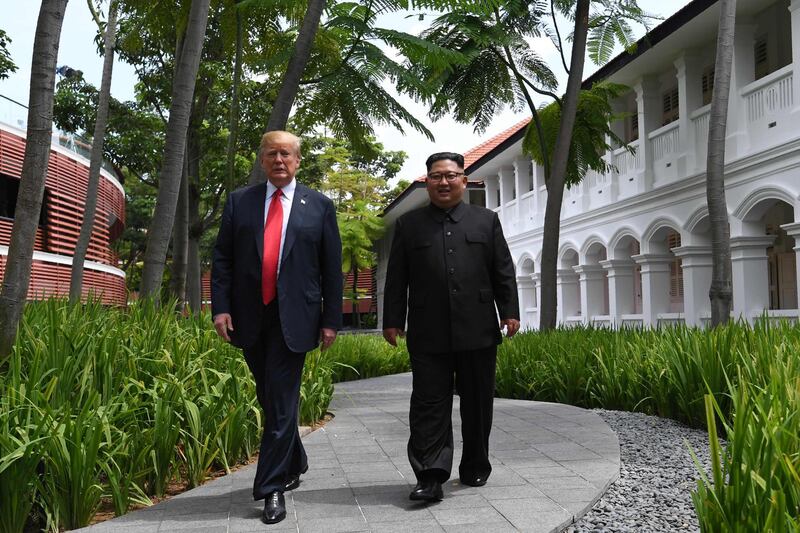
[211,181,343,353]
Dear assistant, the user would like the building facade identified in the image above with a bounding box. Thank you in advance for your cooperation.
[377,0,800,330]
[0,104,127,305]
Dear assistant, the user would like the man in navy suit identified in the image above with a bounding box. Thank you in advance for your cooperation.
[211,130,342,524]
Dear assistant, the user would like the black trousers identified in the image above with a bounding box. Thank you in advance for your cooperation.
[407,345,497,484]
[242,301,307,499]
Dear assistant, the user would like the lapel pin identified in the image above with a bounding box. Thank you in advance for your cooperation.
[300,198,306,205]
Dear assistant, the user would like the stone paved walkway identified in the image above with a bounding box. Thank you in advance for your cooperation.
[75,373,619,533]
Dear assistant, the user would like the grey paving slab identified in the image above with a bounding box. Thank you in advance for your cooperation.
[75,373,619,533]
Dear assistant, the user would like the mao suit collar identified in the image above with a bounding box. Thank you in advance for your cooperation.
[426,201,466,223]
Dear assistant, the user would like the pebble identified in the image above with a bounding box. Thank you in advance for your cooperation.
[566,409,717,533]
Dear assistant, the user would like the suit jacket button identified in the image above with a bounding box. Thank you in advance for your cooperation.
[447,248,454,254]
[451,288,457,294]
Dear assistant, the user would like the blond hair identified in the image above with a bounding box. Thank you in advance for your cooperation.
[259,130,302,157]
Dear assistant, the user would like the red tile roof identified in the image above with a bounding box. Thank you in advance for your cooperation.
[414,117,531,181]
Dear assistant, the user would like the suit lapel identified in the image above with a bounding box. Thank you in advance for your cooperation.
[251,182,268,260]
[281,183,309,268]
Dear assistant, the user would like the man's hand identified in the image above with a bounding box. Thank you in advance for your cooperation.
[319,328,337,351]
[213,313,234,342]
[500,318,520,338]
[383,328,404,347]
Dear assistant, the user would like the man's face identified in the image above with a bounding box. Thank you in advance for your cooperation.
[426,159,467,209]
[260,137,300,188]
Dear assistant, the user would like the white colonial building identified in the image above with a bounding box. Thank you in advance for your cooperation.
[377,0,800,330]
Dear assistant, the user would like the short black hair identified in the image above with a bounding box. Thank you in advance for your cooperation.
[425,152,464,172]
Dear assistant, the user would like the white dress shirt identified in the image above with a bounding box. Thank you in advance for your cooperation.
[265,178,295,275]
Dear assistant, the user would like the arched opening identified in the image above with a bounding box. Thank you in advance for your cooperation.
[517,257,537,329]
[559,248,581,322]
[739,198,797,312]
[641,223,684,325]
[582,241,610,319]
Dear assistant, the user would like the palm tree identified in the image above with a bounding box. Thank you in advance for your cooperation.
[139,0,211,299]
[69,0,119,304]
[706,0,737,326]
[538,0,590,330]
[0,0,69,359]
[339,202,384,328]
[413,0,646,330]
[249,0,327,185]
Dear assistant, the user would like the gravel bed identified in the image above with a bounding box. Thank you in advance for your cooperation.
[566,409,716,533]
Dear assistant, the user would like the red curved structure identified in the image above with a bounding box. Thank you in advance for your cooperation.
[0,122,126,305]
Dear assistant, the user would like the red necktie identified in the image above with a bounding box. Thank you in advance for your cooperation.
[262,189,283,305]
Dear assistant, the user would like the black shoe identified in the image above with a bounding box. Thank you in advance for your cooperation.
[460,475,487,487]
[284,464,309,491]
[409,480,443,502]
[262,491,286,524]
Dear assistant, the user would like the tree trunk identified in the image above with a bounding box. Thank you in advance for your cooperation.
[707,0,736,326]
[248,0,326,185]
[186,110,204,313]
[186,225,201,312]
[352,265,361,329]
[69,0,117,304]
[0,0,69,360]
[139,0,210,298]
[225,2,243,194]
[169,151,190,307]
[538,0,590,331]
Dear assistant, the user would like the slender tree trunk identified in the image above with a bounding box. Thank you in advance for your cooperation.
[225,2,243,194]
[0,0,69,360]
[352,265,361,329]
[707,0,736,326]
[538,0,590,331]
[69,0,117,304]
[186,112,204,313]
[139,0,210,298]
[186,226,201,311]
[248,0,326,185]
[169,151,189,306]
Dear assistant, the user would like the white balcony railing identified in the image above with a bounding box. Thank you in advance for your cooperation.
[742,64,793,123]
[612,140,640,176]
[691,105,711,165]
[649,121,680,161]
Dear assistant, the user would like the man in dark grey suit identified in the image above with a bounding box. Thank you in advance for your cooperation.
[211,131,342,524]
[383,152,520,502]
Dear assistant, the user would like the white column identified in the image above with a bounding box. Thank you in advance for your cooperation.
[633,76,662,193]
[499,167,514,229]
[573,264,607,323]
[790,2,800,115]
[514,157,530,227]
[556,268,581,324]
[672,245,713,327]
[730,236,775,321]
[727,22,757,157]
[601,259,636,326]
[674,52,704,174]
[485,177,499,209]
[632,253,673,327]
[780,222,800,309]
[532,272,542,310]
[517,274,536,330]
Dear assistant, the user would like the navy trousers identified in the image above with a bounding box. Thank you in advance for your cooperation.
[407,345,497,484]
[242,301,307,499]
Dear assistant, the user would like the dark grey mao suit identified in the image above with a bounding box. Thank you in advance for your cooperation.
[383,201,519,484]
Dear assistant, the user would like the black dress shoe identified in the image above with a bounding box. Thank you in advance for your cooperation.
[409,480,443,501]
[262,491,286,524]
[460,476,487,487]
[284,464,309,491]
